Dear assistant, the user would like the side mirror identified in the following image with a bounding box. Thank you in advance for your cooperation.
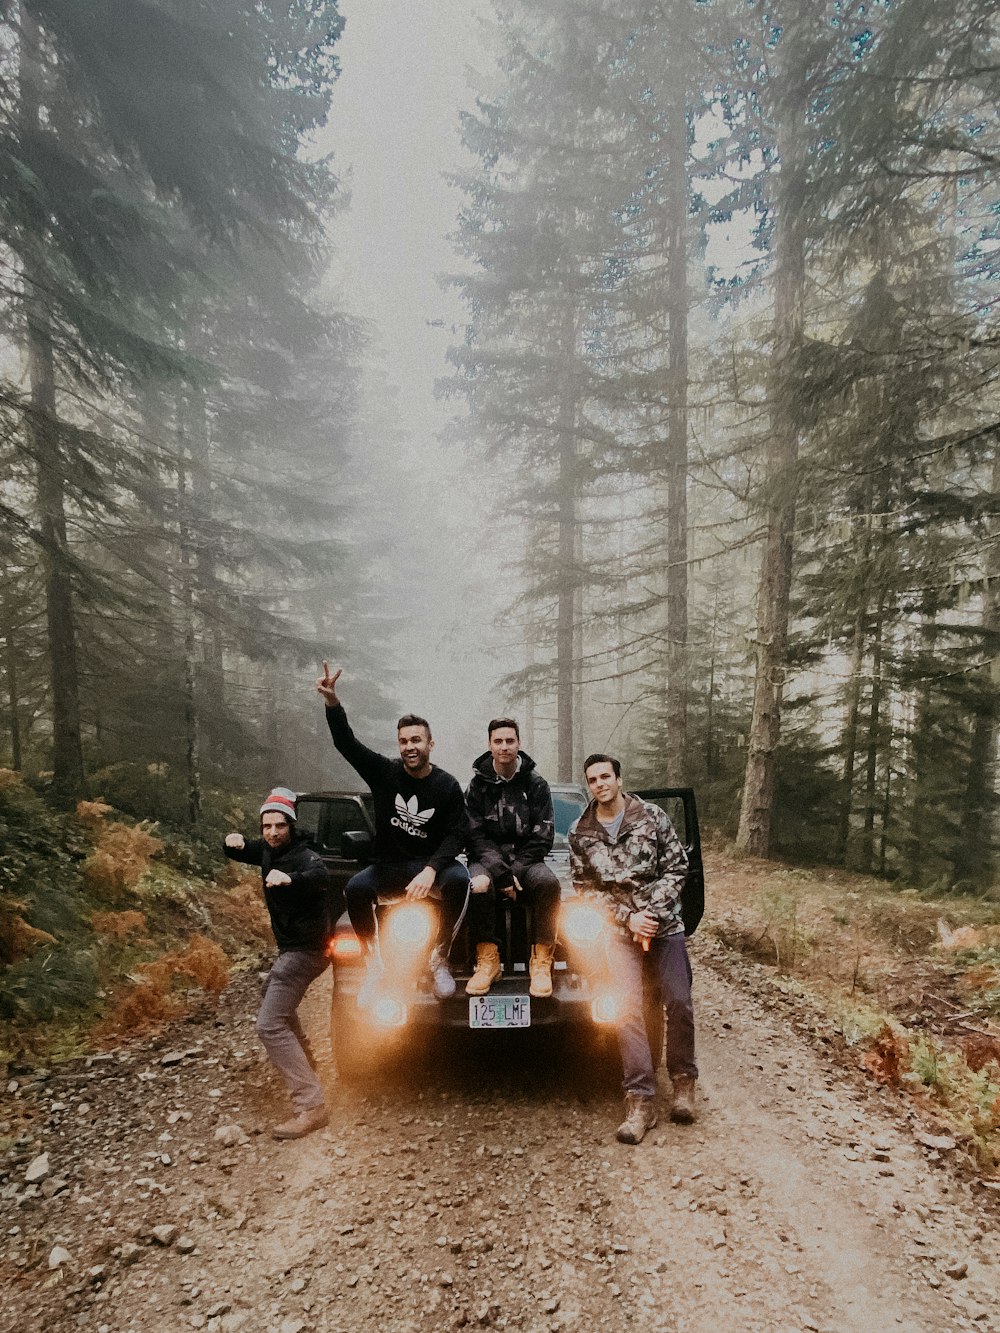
[341,829,374,861]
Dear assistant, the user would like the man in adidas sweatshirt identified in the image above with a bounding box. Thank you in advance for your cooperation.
[316,662,470,1001]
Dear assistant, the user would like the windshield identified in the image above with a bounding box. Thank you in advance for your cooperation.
[552,790,587,849]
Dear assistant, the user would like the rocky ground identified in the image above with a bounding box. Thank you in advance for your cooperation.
[2,937,999,1333]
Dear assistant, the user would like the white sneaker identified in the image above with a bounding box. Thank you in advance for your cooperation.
[357,954,384,1009]
[429,946,455,1000]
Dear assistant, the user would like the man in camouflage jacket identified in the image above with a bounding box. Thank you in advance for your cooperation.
[569,752,698,1145]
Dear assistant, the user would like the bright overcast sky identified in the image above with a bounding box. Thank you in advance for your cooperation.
[315,0,509,775]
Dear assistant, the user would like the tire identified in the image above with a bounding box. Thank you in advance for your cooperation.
[330,997,373,1081]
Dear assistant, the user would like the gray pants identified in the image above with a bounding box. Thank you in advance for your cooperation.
[255,949,329,1112]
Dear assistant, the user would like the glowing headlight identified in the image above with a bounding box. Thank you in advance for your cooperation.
[562,903,606,947]
[370,995,407,1028]
[329,932,362,959]
[384,903,434,949]
[591,992,618,1024]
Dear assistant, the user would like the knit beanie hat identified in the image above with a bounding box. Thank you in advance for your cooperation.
[259,786,297,823]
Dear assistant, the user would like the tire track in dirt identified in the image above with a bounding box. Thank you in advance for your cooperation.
[2,941,998,1332]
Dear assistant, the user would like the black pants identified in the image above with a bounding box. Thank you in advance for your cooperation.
[345,859,470,954]
[467,861,560,948]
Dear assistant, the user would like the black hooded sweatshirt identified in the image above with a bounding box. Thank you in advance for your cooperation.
[465,750,554,891]
[224,832,330,952]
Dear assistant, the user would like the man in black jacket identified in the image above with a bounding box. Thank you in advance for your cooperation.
[465,717,558,998]
[224,787,332,1140]
[316,662,470,1004]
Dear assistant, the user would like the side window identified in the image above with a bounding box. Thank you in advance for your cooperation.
[297,799,368,855]
[324,799,369,853]
[297,799,323,850]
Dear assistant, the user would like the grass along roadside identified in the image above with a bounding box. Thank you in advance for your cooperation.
[704,849,1000,1173]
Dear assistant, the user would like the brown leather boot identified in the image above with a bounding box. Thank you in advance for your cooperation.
[271,1105,329,1140]
[529,943,554,998]
[616,1092,657,1144]
[465,942,502,996]
[669,1075,697,1124]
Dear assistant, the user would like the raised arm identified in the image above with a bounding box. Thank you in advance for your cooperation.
[317,661,392,787]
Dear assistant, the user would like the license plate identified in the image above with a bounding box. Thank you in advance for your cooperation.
[469,995,531,1029]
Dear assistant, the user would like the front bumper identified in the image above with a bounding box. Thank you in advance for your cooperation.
[333,964,603,1031]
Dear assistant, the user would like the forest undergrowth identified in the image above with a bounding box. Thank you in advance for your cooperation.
[707,848,1000,1173]
[0,769,268,1071]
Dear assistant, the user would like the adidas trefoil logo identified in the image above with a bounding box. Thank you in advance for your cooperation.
[391,793,435,838]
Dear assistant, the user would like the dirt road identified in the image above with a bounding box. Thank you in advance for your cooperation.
[3,940,998,1333]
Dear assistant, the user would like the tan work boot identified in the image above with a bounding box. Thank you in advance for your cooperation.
[465,942,502,996]
[669,1075,697,1124]
[529,942,554,998]
[616,1091,657,1145]
[272,1105,329,1140]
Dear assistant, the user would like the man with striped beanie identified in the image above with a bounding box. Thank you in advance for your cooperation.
[224,786,332,1139]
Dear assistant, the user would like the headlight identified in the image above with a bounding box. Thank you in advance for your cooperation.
[384,902,434,949]
[562,902,606,947]
[591,992,618,1024]
[329,932,362,959]
[370,995,407,1028]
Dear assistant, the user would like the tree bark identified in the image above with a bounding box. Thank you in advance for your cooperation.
[176,422,202,826]
[956,444,1000,885]
[3,607,23,771]
[736,7,813,855]
[556,308,578,781]
[21,9,85,804]
[663,26,690,781]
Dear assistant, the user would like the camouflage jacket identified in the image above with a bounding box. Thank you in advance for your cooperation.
[568,794,688,938]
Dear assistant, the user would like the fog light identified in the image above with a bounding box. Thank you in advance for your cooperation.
[591,992,618,1024]
[384,903,434,949]
[370,994,407,1028]
[330,932,362,959]
[562,903,605,947]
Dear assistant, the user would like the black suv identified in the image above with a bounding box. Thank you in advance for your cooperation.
[296,785,704,1078]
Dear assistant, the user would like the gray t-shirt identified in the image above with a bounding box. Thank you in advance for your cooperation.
[598,809,626,843]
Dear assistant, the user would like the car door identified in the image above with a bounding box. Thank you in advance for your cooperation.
[633,787,704,936]
[296,795,374,914]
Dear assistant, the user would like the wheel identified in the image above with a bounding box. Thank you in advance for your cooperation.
[330,996,375,1081]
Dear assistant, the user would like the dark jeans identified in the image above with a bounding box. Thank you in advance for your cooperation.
[255,949,329,1113]
[607,930,697,1098]
[467,861,560,948]
[345,859,470,955]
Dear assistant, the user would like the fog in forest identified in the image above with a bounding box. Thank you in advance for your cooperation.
[2,0,999,891]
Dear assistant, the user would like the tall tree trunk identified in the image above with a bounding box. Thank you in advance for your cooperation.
[176,424,202,825]
[555,308,578,781]
[21,10,84,804]
[663,29,690,780]
[956,445,1000,884]
[837,612,866,864]
[860,592,886,873]
[736,8,812,855]
[188,387,225,758]
[3,607,23,770]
